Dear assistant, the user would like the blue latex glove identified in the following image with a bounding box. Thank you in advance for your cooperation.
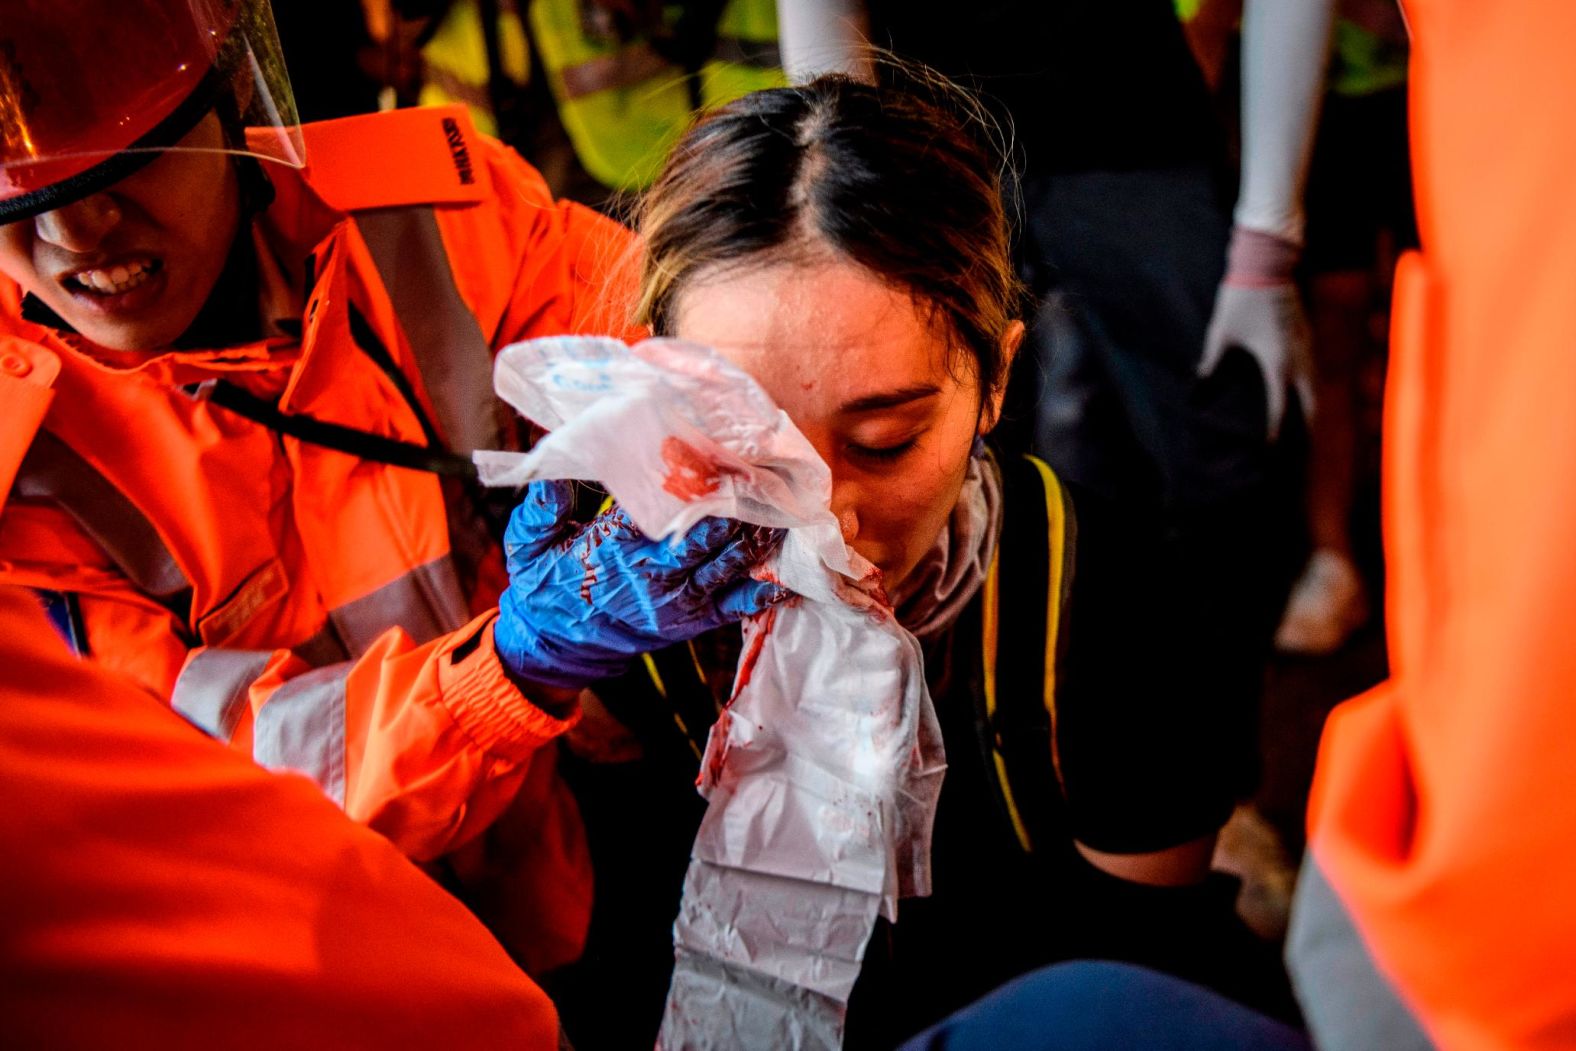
[496,479,787,689]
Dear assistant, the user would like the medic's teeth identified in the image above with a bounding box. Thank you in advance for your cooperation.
[72,259,156,295]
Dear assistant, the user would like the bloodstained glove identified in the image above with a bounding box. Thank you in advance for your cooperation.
[495,479,788,689]
[1199,226,1315,441]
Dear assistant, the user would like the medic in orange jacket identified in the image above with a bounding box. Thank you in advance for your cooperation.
[0,583,565,1049]
[0,0,640,971]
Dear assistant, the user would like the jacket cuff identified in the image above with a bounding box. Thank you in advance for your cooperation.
[436,613,579,762]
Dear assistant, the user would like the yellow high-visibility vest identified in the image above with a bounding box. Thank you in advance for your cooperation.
[417,0,533,138]
[530,0,785,192]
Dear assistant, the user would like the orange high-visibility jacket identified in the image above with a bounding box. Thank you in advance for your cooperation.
[1288,3,1576,1048]
[0,105,639,971]
[0,585,562,1049]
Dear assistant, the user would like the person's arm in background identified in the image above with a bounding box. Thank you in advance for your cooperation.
[0,585,563,1051]
[1199,0,1337,439]
[776,0,873,83]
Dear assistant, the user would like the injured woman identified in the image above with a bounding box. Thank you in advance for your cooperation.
[486,73,1291,1049]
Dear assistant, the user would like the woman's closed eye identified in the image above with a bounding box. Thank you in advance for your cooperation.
[847,436,920,464]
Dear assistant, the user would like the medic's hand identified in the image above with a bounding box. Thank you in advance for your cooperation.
[495,480,788,690]
[1199,226,1315,442]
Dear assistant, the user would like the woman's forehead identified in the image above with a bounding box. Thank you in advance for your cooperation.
[673,258,958,393]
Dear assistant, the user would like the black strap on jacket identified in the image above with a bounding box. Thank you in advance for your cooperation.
[205,303,480,481]
[204,382,479,478]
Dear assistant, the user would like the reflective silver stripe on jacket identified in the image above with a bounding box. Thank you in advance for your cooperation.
[253,661,351,806]
[170,556,470,794]
[14,434,470,661]
[330,555,472,656]
[355,205,503,456]
[174,648,354,807]
[12,430,191,602]
[171,648,276,740]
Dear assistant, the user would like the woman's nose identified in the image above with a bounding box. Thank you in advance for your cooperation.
[836,506,860,544]
[829,480,861,544]
[33,193,123,253]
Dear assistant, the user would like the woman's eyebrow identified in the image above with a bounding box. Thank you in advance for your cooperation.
[835,384,941,415]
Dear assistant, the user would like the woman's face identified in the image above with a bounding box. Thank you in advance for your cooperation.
[0,113,241,351]
[675,257,1019,589]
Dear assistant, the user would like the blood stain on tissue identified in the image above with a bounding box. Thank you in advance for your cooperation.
[861,564,892,611]
[701,708,732,788]
[661,435,745,502]
[699,605,780,789]
[730,605,778,704]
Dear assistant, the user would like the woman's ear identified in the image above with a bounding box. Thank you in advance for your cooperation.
[979,319,1026,434]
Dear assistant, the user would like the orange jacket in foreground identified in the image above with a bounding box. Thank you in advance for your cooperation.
[0,585,561,1049]
[0,105,639,971]
[1287,3,1576,1048]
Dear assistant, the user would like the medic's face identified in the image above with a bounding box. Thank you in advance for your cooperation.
[0,113,241,352]
[674,257,1018,590]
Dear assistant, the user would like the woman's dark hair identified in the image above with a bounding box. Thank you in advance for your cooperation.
[635,72,1021,394]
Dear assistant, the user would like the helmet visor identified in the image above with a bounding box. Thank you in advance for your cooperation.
[0,0,305,223]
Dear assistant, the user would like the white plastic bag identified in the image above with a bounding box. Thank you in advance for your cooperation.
[479,336,945,1049]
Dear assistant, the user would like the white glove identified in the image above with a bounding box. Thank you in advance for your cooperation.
[1200,278,1314,442]
[1205,0,1334,440]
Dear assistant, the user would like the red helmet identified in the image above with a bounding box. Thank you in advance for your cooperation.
[0,0,304,223]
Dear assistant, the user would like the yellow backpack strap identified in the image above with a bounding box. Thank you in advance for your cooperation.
[590,641,717,773]
[980,451,1076,853]
[646,642,722,765]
